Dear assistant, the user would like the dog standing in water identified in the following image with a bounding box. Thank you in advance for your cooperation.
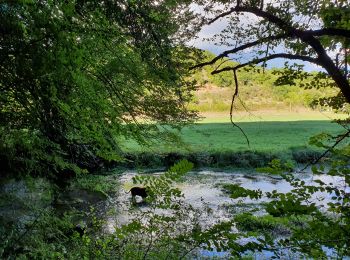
[128,187,148,203]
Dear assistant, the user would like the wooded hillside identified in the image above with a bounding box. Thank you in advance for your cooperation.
[190,51,339,112]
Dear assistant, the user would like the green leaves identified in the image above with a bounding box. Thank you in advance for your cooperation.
[233,128,350,258]
[266,194,317,217]
[164,159,194,180]
[132,159,193,206]
[257,159,294,175]
[0,0,198,179]
[222,183,262,200]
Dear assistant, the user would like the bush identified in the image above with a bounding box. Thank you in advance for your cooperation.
[290,146,322,163]
[115,149,318,170]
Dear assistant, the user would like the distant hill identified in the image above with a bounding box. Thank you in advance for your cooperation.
[189,51,337,112]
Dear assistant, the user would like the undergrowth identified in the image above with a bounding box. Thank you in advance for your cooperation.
[120,148,322,170]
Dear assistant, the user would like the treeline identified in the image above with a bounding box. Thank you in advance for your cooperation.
[189,51,338,112]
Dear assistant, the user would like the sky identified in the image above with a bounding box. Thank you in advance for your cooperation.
[189,9,325,72]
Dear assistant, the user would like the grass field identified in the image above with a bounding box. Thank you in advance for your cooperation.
[199,110,346,123]
[121,111,346,154]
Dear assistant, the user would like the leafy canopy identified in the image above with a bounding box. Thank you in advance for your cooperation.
[0,0,199,179]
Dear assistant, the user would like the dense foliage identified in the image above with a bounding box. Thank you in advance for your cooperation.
[0,0,199,180]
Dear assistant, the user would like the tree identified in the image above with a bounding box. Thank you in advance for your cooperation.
[191,0,350,108]
[190,0,350,257]
[0,0,199,180]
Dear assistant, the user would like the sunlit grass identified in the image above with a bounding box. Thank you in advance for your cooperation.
[199,110,347,123]
[121,111,346,154]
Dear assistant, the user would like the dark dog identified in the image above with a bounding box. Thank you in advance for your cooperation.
[129,187,148,202]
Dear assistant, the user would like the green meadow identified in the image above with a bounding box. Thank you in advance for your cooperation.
[122,111,346,154]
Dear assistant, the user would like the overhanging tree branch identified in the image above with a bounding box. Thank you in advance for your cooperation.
[209,5,292,30]
[211,53,321,74]
[209,5,350,39]
[190,33,290,70]
[299,129,350,172]
[307,28,350,38]
[197,3,350,103]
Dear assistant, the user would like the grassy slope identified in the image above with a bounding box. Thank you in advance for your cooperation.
[189,51,338,112]
[199,110,346,122]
